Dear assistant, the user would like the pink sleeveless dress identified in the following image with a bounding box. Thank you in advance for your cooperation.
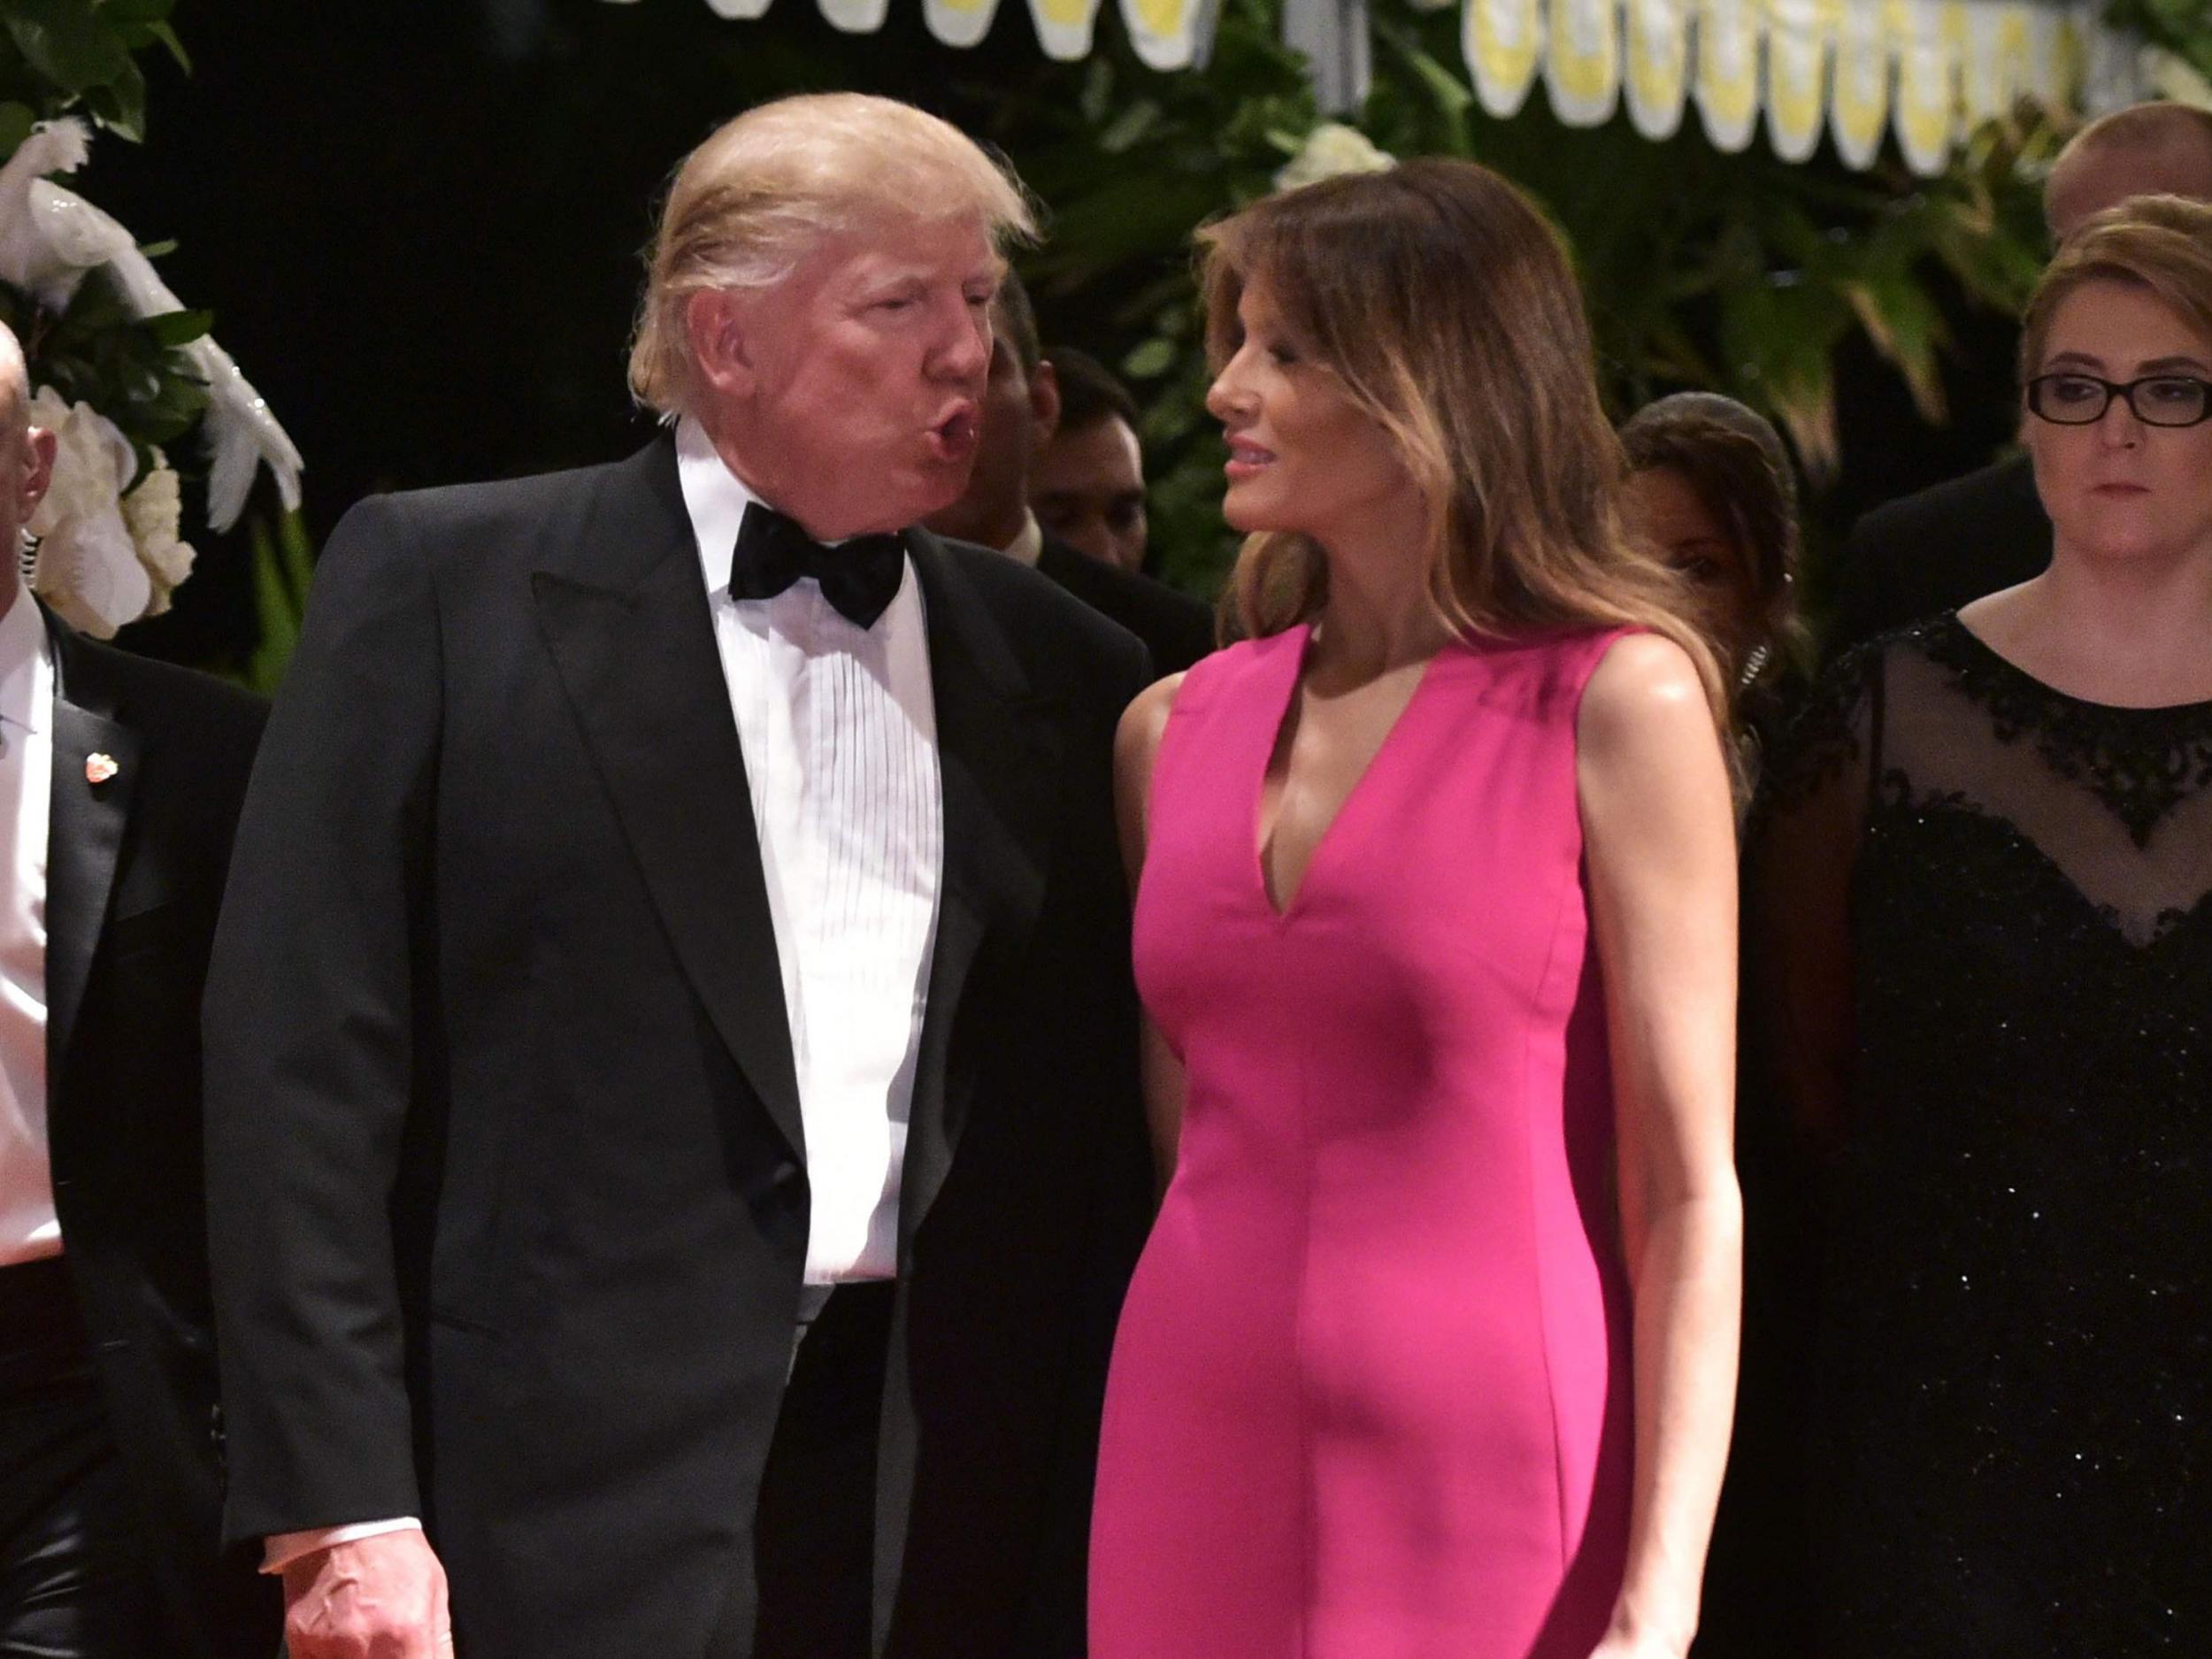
[1089,624,1635,1659]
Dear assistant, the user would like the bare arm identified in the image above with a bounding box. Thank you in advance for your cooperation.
[1577,635,1743,1659]
[1114,672,1187,1195]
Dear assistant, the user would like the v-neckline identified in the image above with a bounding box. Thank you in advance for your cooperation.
[1252,625,1447,924]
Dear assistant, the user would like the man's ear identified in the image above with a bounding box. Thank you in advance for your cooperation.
[19,426,54,518]
[1030,357,1062,446]
[685,288,757,402]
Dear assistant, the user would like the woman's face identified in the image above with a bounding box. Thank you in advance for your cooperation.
[2026,279,2212,569]
[1623,464,1757,658]
[1203,273,1412,547]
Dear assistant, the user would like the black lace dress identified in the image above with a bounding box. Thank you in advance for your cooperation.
[1739,613,2211,1655]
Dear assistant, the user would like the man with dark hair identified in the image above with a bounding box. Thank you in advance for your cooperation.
[1828,101,2212,657]
[1034,348,1149,576]
[0,323,277,1659]
[926,275,1214,674]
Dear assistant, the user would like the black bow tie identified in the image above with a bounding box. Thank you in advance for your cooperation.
[729,501,906,630]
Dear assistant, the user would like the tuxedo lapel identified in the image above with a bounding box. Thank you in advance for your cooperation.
[529,439,804,1163]
[43,619,141,1097]
[898,534,1064,1252]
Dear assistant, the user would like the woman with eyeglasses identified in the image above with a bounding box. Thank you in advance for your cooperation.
[1740,196,2212,1654]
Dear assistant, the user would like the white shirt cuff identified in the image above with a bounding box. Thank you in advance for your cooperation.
[261,1517,424,1574]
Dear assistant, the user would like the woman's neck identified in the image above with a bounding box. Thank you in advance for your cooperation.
[1307,523,1453,685]
[1964,540,2212,706]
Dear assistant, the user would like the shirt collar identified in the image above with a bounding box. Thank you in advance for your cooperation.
[1002,511,1044,569]
[673,418,918,605]
[674,417,764,598]
[0,583,50,738]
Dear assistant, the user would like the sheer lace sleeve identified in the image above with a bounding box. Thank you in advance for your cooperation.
[1743,643,1883,1152]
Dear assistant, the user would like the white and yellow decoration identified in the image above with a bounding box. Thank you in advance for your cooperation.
[1622,0,1691,140]
[619,0,2138,175]
[1466,0,1547,119]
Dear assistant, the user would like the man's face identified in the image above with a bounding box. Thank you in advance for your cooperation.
[719,215,999,540]
[1033,415,1148,572]
[924,293,1056,550]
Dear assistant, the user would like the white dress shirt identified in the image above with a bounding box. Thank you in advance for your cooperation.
[1003,511,1044,568]
[678,416,944,1284]
[0,583,55,1269]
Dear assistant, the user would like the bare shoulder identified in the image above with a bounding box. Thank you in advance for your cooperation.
[1116,672,1188,778]
[1114,672,1188,870]
[1577,633,1733,867]
[1578,632,1713,759]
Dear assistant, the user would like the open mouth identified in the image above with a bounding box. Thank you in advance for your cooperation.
[932,404,979,456]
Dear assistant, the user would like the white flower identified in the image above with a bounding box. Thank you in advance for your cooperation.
[26,387,152,638]
[0,118,304,533]
[1274,123,1396,193]
[2142,48,2212,112]
[123,455,194,618]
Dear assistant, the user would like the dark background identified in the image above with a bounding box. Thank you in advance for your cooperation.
[84,0,2027,666]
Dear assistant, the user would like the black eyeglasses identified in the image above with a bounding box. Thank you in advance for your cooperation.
[2025,373,2212,428]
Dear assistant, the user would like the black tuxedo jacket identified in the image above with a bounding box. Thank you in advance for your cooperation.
[203,437,1154,1659]
[1034,534,1215,675]
[1827,453,2050,661]
[37,609,279,1656]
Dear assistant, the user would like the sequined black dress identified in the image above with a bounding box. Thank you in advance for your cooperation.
[1740,613,2210,1655]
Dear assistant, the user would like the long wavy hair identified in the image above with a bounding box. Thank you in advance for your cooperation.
[1200,159,1728,733]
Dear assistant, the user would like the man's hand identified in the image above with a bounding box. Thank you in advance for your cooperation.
[280,1530,452,1658]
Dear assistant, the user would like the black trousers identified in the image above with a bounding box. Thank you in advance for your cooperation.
[712,1281,895,1659]
[0,1257,167,1659]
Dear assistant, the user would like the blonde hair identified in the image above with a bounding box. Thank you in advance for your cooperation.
[2021,194,2212,380]
[629,94,1037,418]
[1200,159,1728,733]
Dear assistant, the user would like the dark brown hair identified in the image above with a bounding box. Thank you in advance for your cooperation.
[1619,392,1809,697]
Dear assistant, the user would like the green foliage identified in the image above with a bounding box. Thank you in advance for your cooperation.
[0,4,306,667]
[0,266,212,477]
[242,506,316,695]
[0,5,216,487]
[0,0,183,143]
[1000,0,2055,596]
[972,0,1320,591]
[2107,0,2212,79]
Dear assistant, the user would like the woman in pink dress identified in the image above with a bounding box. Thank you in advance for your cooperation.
[1087,160,1741,1659]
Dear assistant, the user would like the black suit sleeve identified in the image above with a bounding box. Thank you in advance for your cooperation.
[1013,623,1155,1656]
[203,493,442,1543]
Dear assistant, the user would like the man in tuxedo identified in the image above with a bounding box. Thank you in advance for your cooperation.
[926,274,1214,673]
[204,96,1152,1659]
[1829,101,2212,657]
[0,326,277,1655]
[1033,347,1150,575]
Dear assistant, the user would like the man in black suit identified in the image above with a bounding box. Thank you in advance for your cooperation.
[1830,102,2212,657]
[0,327,277,1656]
[1033,346,1152,575]
[203,96,1152,1659]
[926,274,1215,673]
